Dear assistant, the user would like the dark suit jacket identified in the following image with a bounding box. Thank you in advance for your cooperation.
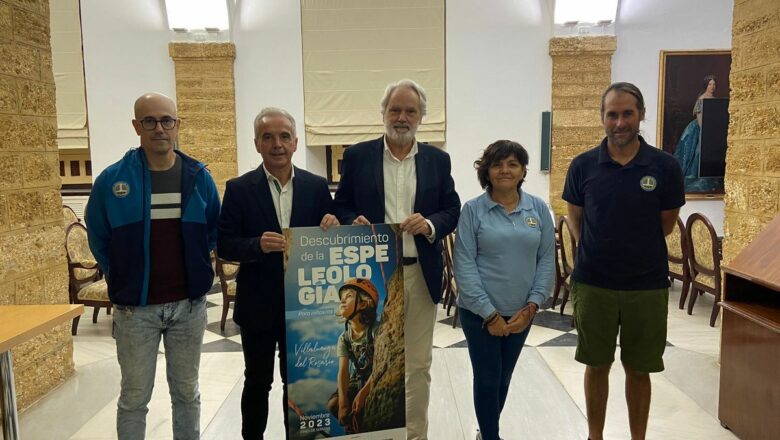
[217,166,333,331]
[333,136,460,303]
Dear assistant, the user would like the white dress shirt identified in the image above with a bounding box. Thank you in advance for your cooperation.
[263,164,294,229]
[382,137,435,257]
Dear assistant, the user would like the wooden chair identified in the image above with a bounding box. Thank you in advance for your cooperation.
[557,215,577,316]
[62,205,79,226]
[665,216,692,309]
[440,234,453,310]
[685,213,722,327]
[549,222,565,310]
[214,253,239,332]
[441,233,459,328]
[65,222,111,335]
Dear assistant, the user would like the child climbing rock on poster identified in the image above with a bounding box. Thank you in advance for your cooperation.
[326,278,380,433]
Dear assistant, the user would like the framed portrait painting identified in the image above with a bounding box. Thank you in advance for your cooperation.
[657,50,731,197]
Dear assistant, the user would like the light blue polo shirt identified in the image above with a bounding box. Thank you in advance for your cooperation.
[454,189,555,319]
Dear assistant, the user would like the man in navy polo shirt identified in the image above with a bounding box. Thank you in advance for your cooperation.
[562,82,685,440]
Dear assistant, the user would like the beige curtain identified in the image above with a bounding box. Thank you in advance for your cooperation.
[51,0,89,149]
[301,0,445,146]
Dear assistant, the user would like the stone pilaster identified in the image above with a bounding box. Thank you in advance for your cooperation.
[169,42,238,197]
[723,0,780,264]
[0,0,73,415]
[548,36,617,217]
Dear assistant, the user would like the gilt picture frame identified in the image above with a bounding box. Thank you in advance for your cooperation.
[656,50,731,198]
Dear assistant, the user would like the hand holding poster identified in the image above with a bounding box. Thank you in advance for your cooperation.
[283,224,406,439]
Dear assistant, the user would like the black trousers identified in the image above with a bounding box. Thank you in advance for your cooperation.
[239,324,288,439]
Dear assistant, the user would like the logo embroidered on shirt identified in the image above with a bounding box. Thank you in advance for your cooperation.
[112,181,130,198]
[639,176,657,192]
[525,216,539,228]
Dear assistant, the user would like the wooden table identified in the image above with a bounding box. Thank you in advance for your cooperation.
[0,305,83,440]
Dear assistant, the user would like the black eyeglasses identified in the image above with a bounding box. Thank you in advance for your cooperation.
[139,117,178,130]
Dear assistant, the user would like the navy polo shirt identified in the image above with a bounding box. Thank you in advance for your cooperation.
[562,136,685,290]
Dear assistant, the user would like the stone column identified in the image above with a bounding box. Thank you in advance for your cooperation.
[0,0,73,415]
[548,36,617,217]
[722,0,780,264]
[169,42,238,197]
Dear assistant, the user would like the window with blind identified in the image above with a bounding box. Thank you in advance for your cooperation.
[51,0,89,150]
[300,0,445,147]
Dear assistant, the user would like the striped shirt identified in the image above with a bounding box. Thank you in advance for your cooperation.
[147,155,188,304]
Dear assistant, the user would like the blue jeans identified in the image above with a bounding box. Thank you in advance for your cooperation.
[460,307,532,440]
[113,297,208,440]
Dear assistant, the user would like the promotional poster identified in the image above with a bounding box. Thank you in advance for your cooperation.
[283,224,406,440]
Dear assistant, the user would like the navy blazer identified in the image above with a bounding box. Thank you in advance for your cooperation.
[333,136,460,303]
[217,166,333,331]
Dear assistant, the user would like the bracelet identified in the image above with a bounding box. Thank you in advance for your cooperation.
[482,311,499,328]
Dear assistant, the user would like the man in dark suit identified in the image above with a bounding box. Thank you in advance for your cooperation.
[217,107,338,439]
[333,79,460,440]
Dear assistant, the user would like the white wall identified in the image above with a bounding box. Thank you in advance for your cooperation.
[233,0,316,175]
[613,0,733,147]
[79,0,733,229]
[446,0,553,205]
[613,0,733,232]
[81,0,317,178]
[81,0,176,177]
[681,199,725,236]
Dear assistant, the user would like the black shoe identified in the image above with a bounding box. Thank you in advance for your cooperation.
[476,431,504,440]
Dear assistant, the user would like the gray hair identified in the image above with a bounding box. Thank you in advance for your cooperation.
[379,79,428,117]
[600,82,646,118]
[253,107,297,139]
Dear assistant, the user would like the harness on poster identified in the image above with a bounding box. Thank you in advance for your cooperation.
[339,277,379,386]
[344,224,400,433]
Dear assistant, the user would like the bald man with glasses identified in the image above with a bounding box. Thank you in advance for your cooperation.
[86,92,221,440]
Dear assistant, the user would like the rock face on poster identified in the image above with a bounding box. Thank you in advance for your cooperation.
[283,223,406,440]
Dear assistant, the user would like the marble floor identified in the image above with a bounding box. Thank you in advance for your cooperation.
[11,282,736,440]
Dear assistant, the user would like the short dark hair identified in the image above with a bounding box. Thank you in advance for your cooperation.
[474,140,529,190]
[600,82,646,117]
[702,74,717,92]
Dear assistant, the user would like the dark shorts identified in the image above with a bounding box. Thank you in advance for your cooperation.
[572,280,669,373]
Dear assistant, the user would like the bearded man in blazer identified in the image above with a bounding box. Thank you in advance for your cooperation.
[333,79,461,440]
[217,107,338,439]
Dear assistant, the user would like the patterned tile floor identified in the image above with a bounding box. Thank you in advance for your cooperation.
[200,286,585,352]
[200,288,674,352]
[433,298,581,348]
[18,280,733,440]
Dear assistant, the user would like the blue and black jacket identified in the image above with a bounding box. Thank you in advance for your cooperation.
[85,148,221,306]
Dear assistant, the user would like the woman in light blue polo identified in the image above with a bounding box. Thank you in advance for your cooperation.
[454,140,555,440]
